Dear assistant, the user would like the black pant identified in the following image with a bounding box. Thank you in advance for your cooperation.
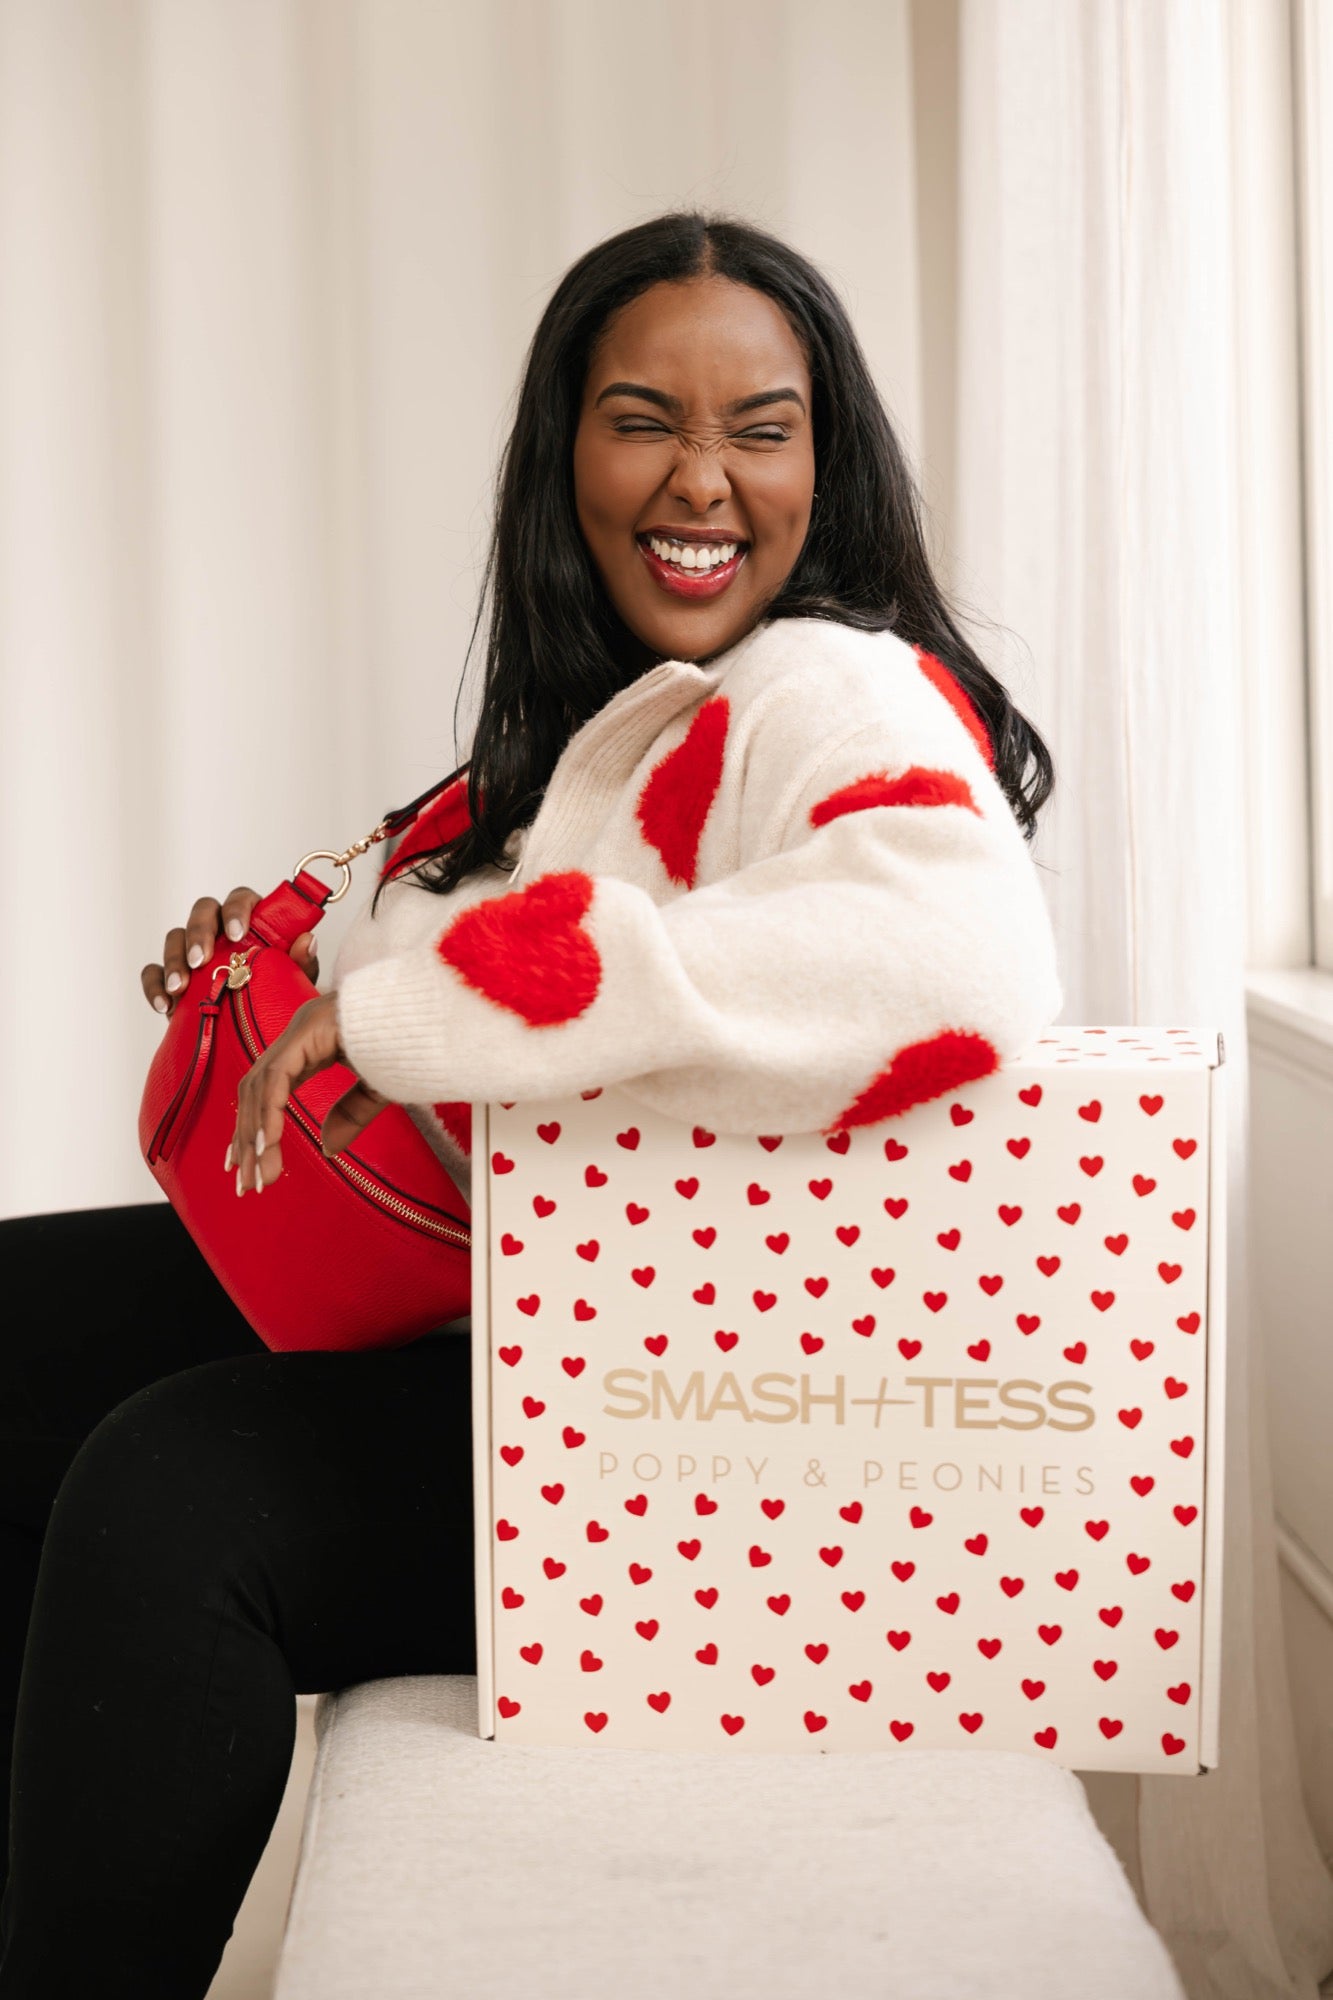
[0,1200,476,1998]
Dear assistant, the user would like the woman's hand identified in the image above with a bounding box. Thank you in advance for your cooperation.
[141,886,320,1016]
[226,990,392,1194]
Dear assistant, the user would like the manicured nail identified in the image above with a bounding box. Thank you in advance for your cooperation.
[153,994,168,1014]
[166,971,183,994]
[255,1129,266,1159]
[224,1141,234,1172]
[254,1164,264,1195]
[236,1165,244,1197]
[226,918,243,942]
[187,944,204,969]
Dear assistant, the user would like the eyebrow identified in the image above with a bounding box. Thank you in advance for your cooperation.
[594,381,807,417]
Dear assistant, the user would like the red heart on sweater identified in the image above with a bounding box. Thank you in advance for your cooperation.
[635,695,730,887]
[831,1029,1001,1131]
[436,870,601,1025]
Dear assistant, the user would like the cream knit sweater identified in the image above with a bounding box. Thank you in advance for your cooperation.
[330,614,1064,1207]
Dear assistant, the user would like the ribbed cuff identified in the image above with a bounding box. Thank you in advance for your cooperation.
[333,950,457,1105]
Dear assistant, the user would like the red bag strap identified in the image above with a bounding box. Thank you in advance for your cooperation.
[147,965,231,1163]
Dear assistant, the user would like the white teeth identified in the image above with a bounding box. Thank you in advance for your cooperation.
[646,536,740,571]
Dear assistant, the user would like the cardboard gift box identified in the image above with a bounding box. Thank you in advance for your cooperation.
[469,1026,1226,1771]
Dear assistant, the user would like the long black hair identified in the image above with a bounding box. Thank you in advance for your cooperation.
[371,208,1054,915]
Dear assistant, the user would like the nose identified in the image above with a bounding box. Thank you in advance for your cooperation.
[662,446,732,518]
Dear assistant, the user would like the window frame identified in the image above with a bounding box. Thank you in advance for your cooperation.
[1294,0,1333,970]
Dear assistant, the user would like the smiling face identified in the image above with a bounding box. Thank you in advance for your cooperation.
[572,275,816,668]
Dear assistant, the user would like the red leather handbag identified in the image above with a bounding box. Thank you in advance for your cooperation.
[139,777,472,1353]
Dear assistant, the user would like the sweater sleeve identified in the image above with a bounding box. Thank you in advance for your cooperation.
[331,705,1064,1138]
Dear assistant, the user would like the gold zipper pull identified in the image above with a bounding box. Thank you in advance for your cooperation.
[225,947,259,990]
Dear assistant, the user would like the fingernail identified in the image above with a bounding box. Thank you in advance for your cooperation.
[254,1164,264,1195]
[226,918,244,942]
[187,944,204,969]
[224,1141,234,1172]
[236,1165,244,1197]
[255,1129,266,1159]
[166,971,183,994]
[153,994,169,1014]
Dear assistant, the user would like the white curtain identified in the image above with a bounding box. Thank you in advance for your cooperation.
[0,0,923,1222]
[954,1,1333,1994]
[3,2,1330,1994]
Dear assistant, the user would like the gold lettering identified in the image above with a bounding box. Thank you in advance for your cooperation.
[905,1376,952,1426]
[800,1373,846,1425]
[996,1379,1046,1431]
[602,1369,651,1418]
[750,1373,800,1423]
[1046,1380,1095,1431]
[954,1378,999,1428]
[703,1372,753,1422]
[655,1370,707,1421]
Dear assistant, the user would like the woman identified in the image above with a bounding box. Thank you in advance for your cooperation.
[0,210,1060,1997]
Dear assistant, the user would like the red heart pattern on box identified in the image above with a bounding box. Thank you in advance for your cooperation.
[482,1027,1216,1769]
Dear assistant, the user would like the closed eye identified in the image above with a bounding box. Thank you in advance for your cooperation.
[613,422,790,442]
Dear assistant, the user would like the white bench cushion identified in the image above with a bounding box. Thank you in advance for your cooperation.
[274,1675,1185,2000]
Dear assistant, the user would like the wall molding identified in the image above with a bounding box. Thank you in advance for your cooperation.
[1246,971,1333,1083]
[1277,1514,1333,1625]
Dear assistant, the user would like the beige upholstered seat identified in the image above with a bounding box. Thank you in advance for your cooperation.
[272,1674,1185,2000]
